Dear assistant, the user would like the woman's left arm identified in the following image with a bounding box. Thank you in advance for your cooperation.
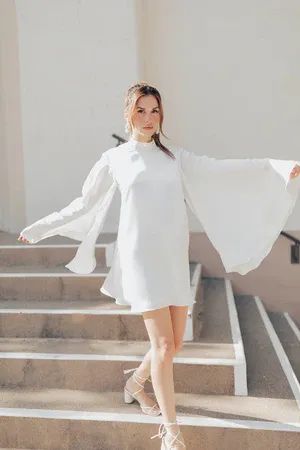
[176,147,300,275]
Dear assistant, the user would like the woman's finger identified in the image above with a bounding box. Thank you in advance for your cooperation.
[290,165,300,179]
[18,235,30,243]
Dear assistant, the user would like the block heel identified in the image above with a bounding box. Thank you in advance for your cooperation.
[123,387,135,404]
[123,366,161,416]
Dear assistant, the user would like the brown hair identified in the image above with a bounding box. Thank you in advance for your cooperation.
[124,82,175,159]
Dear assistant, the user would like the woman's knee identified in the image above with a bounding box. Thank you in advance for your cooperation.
[174,341,183,354]
[153,337,176,359]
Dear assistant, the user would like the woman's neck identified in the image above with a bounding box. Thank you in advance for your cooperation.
[131,132,153,143]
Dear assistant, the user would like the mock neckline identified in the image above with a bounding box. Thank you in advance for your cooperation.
[128,136,157,149]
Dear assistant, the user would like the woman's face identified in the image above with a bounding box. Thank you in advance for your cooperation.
[131,95,161,140]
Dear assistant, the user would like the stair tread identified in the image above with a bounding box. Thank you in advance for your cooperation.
[235,295,295,399]
[0,231,116,245]
[0,298,129,312]
[0,264,109,274]
[0,387,298,424]
[268,311,300,381]
[0,337,235,360]
[199,278,233,344]
[0,261,196,279]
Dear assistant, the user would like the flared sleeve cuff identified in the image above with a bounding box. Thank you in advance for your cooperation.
[178,148,300,275]
[19,150,115,244]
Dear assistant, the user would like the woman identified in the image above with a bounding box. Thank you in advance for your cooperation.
[19,82,300,449]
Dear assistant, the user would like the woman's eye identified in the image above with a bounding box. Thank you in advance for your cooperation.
[137,110,159,113]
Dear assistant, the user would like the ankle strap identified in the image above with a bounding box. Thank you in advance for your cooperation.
[150,421,180,440]
[123,367,150,382]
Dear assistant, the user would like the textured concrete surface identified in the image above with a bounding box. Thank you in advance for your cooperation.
[0,231,116,245]
[0,341,235,394]
[0,414,298,450]
[0,299,147,340]
[268,311,300,381]
[0,275,107,302]
[0,248,107,268]
[200,277,233,344]
[0,388,298,421]
[235,295,294,398]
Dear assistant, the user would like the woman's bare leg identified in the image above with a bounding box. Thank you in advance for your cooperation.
[124,348,157,410]
[142,305,188,448]
[142,306,177,421]
[142,306,189,424]
[131,304,189,378]
[134,347,152,378]
[169,305,189,354]
[125,305,188,416]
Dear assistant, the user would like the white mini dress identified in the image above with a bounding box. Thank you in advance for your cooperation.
[20,137,300,313]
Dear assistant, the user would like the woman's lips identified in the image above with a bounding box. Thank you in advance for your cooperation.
[143,126,153,129]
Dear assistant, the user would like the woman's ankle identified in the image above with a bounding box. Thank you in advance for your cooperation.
[164,421,179,430]
[135,367,150,380]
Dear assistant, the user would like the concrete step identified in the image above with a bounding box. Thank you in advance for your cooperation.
[0,269,108,302]
[0,263,109,274]
[0,298,150,340]
[0,263,196,302]
[0,387,299,449]
[268,311,300,382]
[284,312,300,341]
[0,231,117,268]
[199,278,247,396]
[0,245,109,268]
[235,295,295,399]
[0,231,117,246]
[0,337,235,394]
[0,263,200,342]
[197,278,234,344]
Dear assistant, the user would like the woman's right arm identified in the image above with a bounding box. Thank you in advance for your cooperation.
[18,150,117,244]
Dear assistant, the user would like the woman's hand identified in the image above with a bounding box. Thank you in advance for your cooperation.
[290,164,300,180]
[18,234,31,244]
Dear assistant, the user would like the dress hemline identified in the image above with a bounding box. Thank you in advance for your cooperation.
[100,285,196,314]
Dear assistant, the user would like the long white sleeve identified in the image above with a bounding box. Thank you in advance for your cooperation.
[20,150,118,273]
[177,147,300,275]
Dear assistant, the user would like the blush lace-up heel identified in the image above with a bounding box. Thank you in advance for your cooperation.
[150,421,186,449]
[123,367,161,416]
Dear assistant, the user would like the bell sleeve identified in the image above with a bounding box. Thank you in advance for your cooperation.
[177,147,300,275]
[19,150,118,274]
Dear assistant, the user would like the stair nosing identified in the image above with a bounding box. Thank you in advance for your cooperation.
[255,296,300,409]
[0,405,298,432]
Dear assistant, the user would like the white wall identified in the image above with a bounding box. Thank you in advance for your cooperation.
[2,1,300,233]
[15,0,139,232]
[0,0,25,232]
[137,0,300,230]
